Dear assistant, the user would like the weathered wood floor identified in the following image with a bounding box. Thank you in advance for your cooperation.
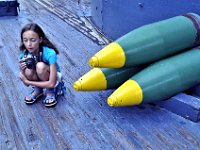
[0,1,200,150]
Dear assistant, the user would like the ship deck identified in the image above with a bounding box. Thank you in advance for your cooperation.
[0,0,200,149]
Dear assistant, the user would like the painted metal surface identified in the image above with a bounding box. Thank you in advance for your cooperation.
[0,0,19,16]
[73,67,143,91]
[89,13,200,68]
[0,0,200,149]
[157,93,200,122]
[107,48,200,106]
[91,0,200,40]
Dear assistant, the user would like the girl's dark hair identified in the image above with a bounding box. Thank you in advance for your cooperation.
[19,23,59,54]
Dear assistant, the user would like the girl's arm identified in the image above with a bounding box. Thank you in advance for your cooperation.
[20,64,57,89]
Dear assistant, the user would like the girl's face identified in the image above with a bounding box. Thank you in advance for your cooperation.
[22,30,42,54]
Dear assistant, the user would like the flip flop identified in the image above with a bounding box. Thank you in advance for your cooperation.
[43,89,57,107]
[24,86,43,104]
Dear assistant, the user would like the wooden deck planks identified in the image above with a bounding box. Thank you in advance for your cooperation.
[0,0,200,149]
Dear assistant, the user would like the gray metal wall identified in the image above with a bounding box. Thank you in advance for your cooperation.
[91,0,200,40]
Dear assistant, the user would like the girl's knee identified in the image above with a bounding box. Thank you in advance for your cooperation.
[36,62,50,81]
[36,62,49,74]
[24,69,37,80]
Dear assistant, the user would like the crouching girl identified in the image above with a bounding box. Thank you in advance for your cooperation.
[19,23,65,107]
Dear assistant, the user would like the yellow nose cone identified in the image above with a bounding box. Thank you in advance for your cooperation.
[107,80,143,107]
[73,68,107,91]
[89,56,99,68]
[107,95,117,106]
[89,42,126,68]
[73,81,82,91]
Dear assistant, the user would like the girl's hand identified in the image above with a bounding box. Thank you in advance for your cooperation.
[19,60,27,71]
[19,72,29,86]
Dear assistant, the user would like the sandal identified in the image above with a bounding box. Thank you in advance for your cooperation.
[43,89,57,107]
[24,86,43,104]
[55,80,66,96]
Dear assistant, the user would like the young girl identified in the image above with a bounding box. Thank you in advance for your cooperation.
[19,23,64,107]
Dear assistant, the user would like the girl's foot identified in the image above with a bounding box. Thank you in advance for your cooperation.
[43,89,57,107]
[24,86,43,104]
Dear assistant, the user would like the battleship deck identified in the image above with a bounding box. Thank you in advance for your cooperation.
[0,0,200,149]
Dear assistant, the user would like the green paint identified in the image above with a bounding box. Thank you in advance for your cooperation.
[102,67,143,89]
[131,48,200,103]
[116,14,199,66]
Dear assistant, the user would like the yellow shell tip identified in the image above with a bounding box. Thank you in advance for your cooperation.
[89,56,99,67]
[73,81,81,91]
[107,96,117,107]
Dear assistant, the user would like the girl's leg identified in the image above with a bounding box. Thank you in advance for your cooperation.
[36,62,56,105]
[36,62,50,81]
[24,68,41,102]
[24,68,38,81]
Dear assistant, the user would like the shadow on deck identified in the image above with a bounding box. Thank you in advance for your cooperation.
[0,1,200,149]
